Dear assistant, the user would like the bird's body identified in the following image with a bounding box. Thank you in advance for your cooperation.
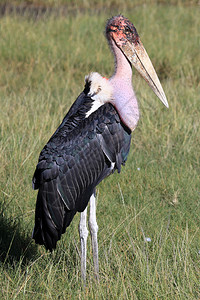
[32,73,131,251]
[32,15,168,280]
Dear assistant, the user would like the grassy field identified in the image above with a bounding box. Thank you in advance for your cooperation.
[0,1,200,299]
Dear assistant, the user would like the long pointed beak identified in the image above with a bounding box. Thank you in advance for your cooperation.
[121,40,169,108]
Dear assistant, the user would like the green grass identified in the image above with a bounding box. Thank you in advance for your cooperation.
[0,1,200,299]
[1,0,199,8]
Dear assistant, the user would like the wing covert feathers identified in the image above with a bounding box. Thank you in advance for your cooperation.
[33,98,131,251]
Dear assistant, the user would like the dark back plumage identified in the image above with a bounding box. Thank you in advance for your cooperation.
[32,80,131,251]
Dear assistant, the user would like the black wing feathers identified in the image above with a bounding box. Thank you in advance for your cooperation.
[33,92,131,251]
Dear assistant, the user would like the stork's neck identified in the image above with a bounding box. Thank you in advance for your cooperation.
[109,40,139,131]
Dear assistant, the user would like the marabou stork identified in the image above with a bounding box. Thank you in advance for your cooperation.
[32,15,168,281]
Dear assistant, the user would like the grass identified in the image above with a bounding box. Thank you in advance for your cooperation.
[0,1,200,299]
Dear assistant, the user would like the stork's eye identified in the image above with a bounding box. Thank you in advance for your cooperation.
[124,26,132,34]
[97,87,101,93]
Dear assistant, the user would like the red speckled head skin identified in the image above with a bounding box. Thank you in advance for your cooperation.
[106,15,140,48]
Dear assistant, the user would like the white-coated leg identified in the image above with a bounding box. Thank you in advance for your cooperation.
[79,207,88,282]
[88,193,99,281]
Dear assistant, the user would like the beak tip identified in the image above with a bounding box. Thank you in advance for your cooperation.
[159,91,169,108]
[162,96,169,109]
[164,100,169,109]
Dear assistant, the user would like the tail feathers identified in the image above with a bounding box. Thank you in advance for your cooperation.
[32,181,76,251]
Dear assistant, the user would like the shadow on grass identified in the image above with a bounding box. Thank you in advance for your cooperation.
[0,202,79,276]
[0,205,38,267]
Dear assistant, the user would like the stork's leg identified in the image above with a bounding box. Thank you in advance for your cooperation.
[79,207,88,282]
[88,193,99,281]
